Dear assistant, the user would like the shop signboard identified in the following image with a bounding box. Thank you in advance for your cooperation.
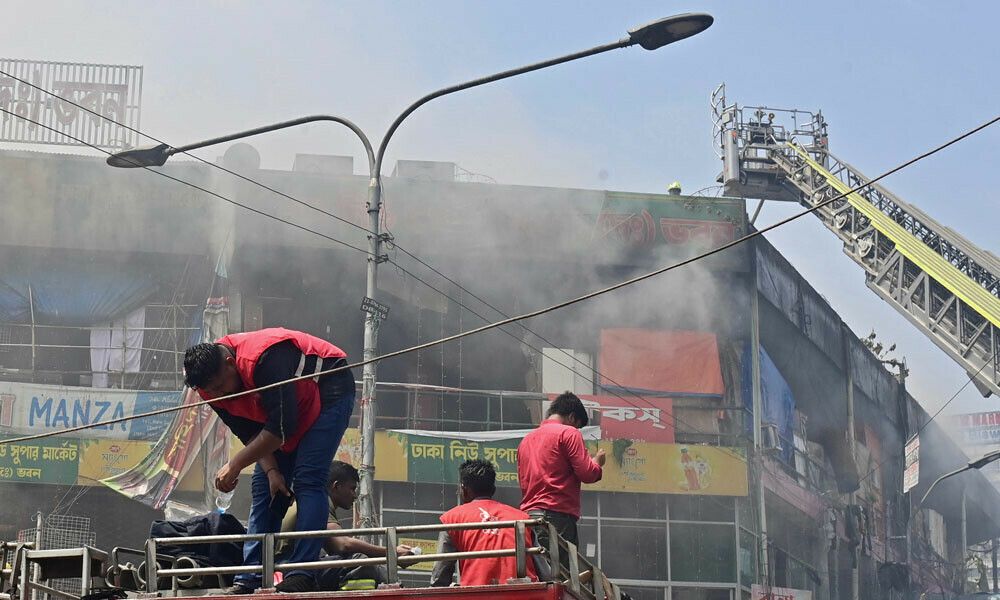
[0,58,142,149]
[751,585,812,600]
[373,429,747,496]
[951,411,1000,445]
[0,434,79,484]
[547,394,674,443]
[0,380,181,442]
[77,439,155,485]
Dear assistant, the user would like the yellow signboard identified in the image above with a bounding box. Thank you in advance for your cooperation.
[398,537,440,572]
[231,428,408,481]
[590,441,747,496]
[228,429,747,497]
[379,431,747,497]
[77,439,155,485]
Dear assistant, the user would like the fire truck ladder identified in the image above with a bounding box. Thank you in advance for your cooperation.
[712,83,1000,398]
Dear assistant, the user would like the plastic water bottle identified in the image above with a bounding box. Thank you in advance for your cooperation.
[216,490,234,513]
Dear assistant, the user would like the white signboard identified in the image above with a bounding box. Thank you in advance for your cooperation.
[0,380,180,441]
[903,434,920,494]
[751,584,812,600]
[0,58,142,148]
[951,411,1000,445]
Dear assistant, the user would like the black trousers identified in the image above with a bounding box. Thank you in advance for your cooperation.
[528,509,578,547]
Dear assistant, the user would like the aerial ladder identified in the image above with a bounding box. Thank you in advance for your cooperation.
[711,83,1000,398]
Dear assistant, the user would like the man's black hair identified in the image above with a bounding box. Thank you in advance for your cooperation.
[546,391,589,427]
[183,343,224,389]
[459,459,496,497]
[329,460,360,485]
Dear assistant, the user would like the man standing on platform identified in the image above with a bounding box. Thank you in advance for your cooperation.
[517,392,605,548]
[183,327,355,594]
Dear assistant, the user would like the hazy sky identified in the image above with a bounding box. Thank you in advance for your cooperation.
[3,1,998,417]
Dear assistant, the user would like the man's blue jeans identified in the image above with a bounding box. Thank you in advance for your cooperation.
[234,388,355,588]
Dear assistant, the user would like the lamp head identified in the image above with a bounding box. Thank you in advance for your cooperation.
[627,13,714,51]
[970,450,1000,470]
[106,143,174,168]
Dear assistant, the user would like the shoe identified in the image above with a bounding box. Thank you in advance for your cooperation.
[275,574,317,593]
[221,583,255,595]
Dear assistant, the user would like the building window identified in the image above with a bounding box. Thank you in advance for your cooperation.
[669,523,737,583]
[671,496,735,523]
[601,521,668,580]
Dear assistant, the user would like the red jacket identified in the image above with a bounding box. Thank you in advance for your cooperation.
[517,420,602,519]
[440,499,538,586]
[199,328,346,452]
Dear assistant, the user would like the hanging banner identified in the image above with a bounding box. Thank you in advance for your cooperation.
[102,238,232,510]
[903,435,919,494]
[0,435,79,484]
[101,388,220,508]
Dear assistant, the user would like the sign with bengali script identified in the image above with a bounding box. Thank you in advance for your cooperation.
[549,394,674,443]
[0,58,142,148]
[379,430,747,497]
[0,435,79,484]
[903,435,919,494]
[398,537,440,572]
[77,439,155,485]
[751,584,812,600]
[102,388,224,509]
[398,433,522,487]
[594,192,745,264]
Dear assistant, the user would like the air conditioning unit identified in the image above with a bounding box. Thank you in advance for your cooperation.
[761,423,782,453]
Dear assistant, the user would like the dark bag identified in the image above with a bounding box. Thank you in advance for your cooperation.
[149,512,246,567]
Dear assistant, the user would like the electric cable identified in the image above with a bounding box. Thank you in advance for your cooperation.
[0,78,743,447]
[0,67,691,426]
[0,68,379,240]
[1,111,996,444]
[0,105,729,454]
[0,116,372,260]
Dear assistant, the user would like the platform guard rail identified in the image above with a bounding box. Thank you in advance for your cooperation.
[139,518,622,600]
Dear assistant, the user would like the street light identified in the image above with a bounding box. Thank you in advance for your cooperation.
[916,448,1000,512]
[627,13,715,50]
[107,12,713,528]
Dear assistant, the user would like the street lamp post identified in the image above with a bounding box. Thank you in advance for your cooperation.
[916,448,1000,512]
[107,12,714,528]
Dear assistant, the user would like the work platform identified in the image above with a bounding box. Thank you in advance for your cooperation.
[2,520,621,600]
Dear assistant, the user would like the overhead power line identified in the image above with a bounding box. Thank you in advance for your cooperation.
[1,110,996,444]
[0,69,738,433]
[0,104,730,448]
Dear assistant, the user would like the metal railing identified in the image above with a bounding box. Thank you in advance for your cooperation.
[0,541,34,600]
[139,518,622,600]
[0,303,198,391]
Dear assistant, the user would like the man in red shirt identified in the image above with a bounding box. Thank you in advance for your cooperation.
[431,459,543,587]
[183,328,355,594]
[517,392,605,548]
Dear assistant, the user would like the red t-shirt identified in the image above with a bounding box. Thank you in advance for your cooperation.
[517,419,602,519]
[440,499,538,586]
